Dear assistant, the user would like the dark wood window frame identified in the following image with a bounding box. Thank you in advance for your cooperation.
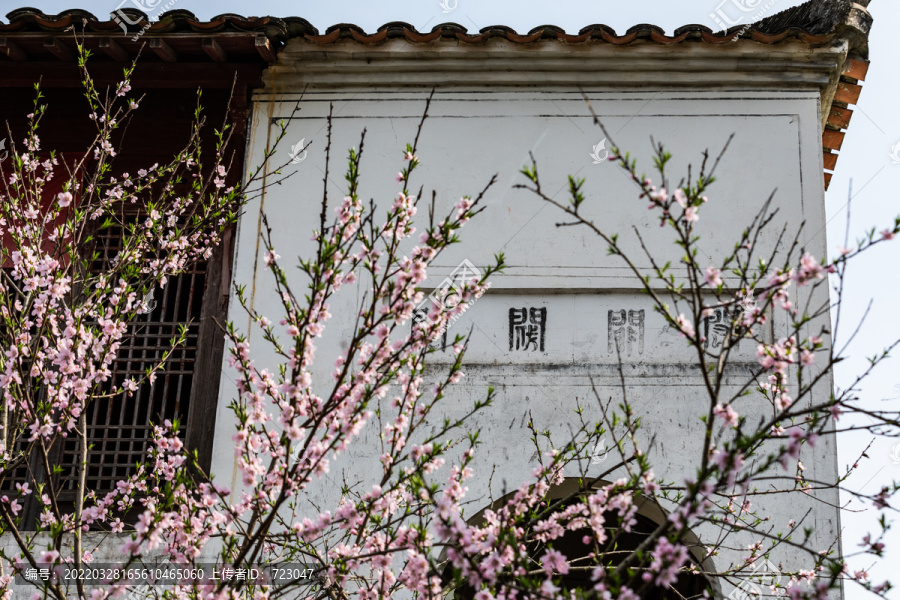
[1,204,233,527]
[0,34,264,527]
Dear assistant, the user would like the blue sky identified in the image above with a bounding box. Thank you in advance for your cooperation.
[4,0,899,597]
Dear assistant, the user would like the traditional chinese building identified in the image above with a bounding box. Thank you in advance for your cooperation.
[0,1,874,597]
[214,0,871,597]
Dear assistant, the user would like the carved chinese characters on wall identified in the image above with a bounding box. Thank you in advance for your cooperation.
[415,295,761,365]
[702,307,737,351]
[412,307,448,351]
[608,309,644,356]
[509,307,547,352]
[409,260,484,353]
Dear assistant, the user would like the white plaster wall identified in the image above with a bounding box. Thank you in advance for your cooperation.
[212,87,838,594]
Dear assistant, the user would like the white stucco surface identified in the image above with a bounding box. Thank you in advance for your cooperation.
[213,49,840,594]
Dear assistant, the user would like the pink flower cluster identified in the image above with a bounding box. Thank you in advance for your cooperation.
[0,73,247,585]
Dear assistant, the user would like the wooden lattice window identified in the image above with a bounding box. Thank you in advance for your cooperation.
[54,221,208,497]
[0,212,231,526]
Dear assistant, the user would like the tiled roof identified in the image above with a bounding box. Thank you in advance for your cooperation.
[748,0,872,191]
[0,1,869,53]
[0,8,295,65]
[0,8,295,40]
[753,0,862,35]
[296,21,836,46]
[822,58,868,191]
[297,0,869,52]
[0,0,872,190]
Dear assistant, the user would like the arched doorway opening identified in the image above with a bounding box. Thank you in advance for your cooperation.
[445,478,718,599]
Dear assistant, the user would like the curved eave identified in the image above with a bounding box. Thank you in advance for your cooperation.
[265,33,868,192]
[0,3,872,189]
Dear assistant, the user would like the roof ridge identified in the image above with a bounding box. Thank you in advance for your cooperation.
[0,7,869,53]
[749,0,871,58]
[751,0,851,35]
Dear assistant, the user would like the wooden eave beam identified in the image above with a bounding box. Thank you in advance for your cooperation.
[99,37,130,62]
[202,38,227,62]
[255,35,276,62]
[0,62,264,89]
[43,37,74,61]
[149,38,177,62]
[0,38,26,61]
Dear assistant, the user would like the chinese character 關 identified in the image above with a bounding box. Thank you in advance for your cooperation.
[509,307,547,352]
